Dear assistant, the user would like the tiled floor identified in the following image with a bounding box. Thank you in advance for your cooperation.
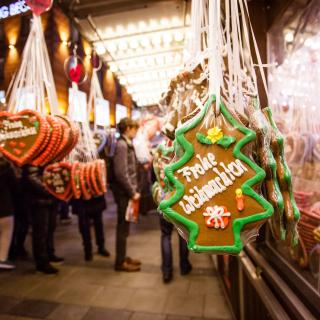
[0,192,232,320]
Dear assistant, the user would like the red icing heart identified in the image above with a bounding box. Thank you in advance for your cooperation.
[69,64,82,83]
[25,0,53,16]
[0,110,47,166]
[43,162,72,201]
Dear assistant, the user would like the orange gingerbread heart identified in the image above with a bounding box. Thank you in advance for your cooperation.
[0,110,48,166]
[43,162,72,201]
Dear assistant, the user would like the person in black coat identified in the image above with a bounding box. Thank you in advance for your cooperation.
[112,118,141,272]
[23,166,63,274]
[72,196,110,261]
[0,155,17,270]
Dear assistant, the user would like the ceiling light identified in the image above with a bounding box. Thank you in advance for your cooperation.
[186,14,191,24]
[109,63,118,72]
[152,35,162,46]
[130,39,139,49]
[119,62,127,71]
[119,77,127,85]
[127,23,136,34]
[107,43,117,53]
[171,16,180,26]
[138,21,147,31]
[140,37,150,48]
[174,53,182,63]
[156,55,164,65]
[284,31,294,43]
[163,33,173,44]
[105,27,113,36]
[149,19,158,30]
[174,31,184,42]
[95,44,106,55]
[116,24,125,35]
[146,57,154,66]
[160,18,169,27]
[118,40,128,51]
[165,54,174,64]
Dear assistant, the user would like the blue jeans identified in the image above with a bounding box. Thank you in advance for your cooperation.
[159,215,191,275]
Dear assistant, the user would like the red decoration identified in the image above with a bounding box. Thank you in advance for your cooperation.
[25,0,53,16]
[69,64,82,84]
[203,205,231,229]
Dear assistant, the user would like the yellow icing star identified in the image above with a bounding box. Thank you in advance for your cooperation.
[206,127,223,144]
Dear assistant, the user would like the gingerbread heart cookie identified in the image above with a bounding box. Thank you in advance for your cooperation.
[0,110,48,166]
[43,162,72,201]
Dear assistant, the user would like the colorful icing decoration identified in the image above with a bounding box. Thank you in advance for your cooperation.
[43,162,72,201]
[47,160,107,201]
[235,188,244,211]
[159,95,273,254]
[196,132,212,145]
[203,205,231,229]
[196,129,236,149]
[206,127,223,144]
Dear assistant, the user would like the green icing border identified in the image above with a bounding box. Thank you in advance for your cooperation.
[196,132,212,145]
[159,95,274,254]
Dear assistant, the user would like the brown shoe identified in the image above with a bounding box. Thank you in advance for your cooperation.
[115,261,141,272]
[125,256,141,266]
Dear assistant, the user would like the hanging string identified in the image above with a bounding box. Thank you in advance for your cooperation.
[7,14,58,115]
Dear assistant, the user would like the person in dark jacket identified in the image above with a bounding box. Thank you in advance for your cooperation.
[112,118,141,272]
[0,155,17,270]
[23,166,63,274]
[72,196,110,261]
[9,166,30,260]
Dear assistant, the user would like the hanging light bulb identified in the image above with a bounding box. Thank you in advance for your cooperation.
[116,24,125,35]
[149,19,159,30]
[127,23,136,34]
[95,44,106,55]
[109,63,118,72]
[107,43,117,53]
[130,39,139,49]
[160,18,169,27]
[174,31,184,42]
[171,16,181,26]
[284,31,294,43]
[163,32,173,44]
[152,35,162,46]
[118,40,128,51]
[140,37,151,48]
[138,21,147,31]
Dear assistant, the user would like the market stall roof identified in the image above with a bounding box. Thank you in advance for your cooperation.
[59,0,191,107]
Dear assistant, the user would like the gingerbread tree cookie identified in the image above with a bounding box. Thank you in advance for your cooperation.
[263,107,300,246]
[159,95,273,254]
[247,98,285,241]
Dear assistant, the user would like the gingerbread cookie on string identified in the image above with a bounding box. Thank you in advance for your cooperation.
[161,65,208,140]
[263,107,300,246]
[159,95,273,254]
[247,98,285,241]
